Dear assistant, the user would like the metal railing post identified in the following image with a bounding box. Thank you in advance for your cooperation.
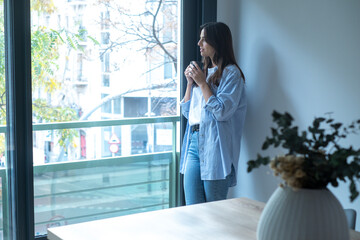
[169,121,177,208]
[0,169,8,239]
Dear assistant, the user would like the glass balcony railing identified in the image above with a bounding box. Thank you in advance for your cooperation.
[0,116,180,238]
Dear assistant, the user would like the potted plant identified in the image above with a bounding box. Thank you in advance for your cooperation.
[247,110,360,240]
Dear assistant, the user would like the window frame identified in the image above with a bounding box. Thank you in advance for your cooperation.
[4,0,34,239]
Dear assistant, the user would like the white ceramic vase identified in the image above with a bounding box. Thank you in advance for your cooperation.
[257,186,349,240]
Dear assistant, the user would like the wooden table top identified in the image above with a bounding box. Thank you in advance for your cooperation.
[47,197,360,240]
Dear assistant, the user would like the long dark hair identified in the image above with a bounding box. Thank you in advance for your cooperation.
[200,22,245,86]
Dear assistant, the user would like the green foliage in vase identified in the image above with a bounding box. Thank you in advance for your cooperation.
[247,110,360,202]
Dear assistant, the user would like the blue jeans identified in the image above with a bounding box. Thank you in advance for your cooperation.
[183,131,234,205]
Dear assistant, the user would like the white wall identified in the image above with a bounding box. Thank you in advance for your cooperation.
[218,0,360,230]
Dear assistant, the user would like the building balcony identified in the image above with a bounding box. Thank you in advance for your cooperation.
[0,116,180,237]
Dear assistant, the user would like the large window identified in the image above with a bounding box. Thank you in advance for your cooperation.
[30,0,179,237]
[2,0,180,239]
[2,0,216,238]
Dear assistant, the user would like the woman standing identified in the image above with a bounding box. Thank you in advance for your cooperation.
[180,22,247,205]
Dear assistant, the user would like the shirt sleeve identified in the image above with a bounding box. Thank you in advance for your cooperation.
[204,67,244,121]
[180,98,191,119]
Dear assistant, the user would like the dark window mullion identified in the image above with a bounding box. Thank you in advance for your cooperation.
[179,0,217,206]
[4,0,34,239]
[202,0,217,24]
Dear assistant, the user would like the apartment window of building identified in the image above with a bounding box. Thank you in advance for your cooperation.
[101,32,110,45]
[77,53,83,81]
[113,97,121,114]
[79,25,87,42]
[101,52,110,73]
[102,74,110,87]
[164,55,172,79]
[101,94,111,113]
[101,10,110,30]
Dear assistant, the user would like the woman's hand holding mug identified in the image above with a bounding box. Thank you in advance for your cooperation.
[189,61,206,87]
[184,63,195,85]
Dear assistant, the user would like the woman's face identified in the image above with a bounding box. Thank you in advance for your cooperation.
[198,29,215,59]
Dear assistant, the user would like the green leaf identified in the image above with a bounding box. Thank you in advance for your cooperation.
[247,155,270,172]
[272,110,281,120]
[350,181,359,202]
[326,118,334,123]
[87,36,100,45]
[331,123,342,130]
[261,142,268,150]
[284,112,294,121]
[313,117,325,129]
[271,127,278,137]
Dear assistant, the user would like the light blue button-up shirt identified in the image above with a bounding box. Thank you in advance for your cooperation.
[180,65,247,187]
